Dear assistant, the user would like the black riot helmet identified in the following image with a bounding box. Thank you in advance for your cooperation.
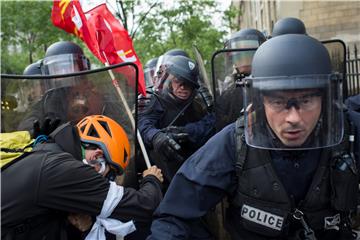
[224,28,266,77]
[244,34,343,150]
[224,28,266,49]
[164,49,189,58]
[145,57,158,69]
[41,41,90,75]
[153,49,190,92]
[23,60,42,75]
[271,17,307,37]
[165,55,200,89]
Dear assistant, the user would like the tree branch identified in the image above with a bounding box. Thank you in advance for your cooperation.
[131,1,159,38]
[114,0,124,23]
[117,0,128,31]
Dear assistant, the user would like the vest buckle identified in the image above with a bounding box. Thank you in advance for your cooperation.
[292,208,317,240]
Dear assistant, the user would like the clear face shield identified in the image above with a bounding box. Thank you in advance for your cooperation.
[41,53,90,89]
[163,73,195,101]
[243,74,343,150]
[153,55,174,92]
[229,50,257,76]
[229,39,260,49]
[144,66,156,89]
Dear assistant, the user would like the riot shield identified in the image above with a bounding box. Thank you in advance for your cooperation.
[211,48,257,131]
[1,63,138,185]
[322,40,347,98]
[192,44,214,110]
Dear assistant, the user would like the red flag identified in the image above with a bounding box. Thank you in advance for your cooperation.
[51,0,77,35]
[51,0,146,95]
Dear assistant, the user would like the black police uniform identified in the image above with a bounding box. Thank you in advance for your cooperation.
[138,91,215,185]
[148,119,359,240]
[1,124,162,240]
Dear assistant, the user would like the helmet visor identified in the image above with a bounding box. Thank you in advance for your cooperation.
[229,39,261,49]
[42,53,89,75]
[144,66,155,89]
[228,50,256,73]
[163,73,195,100]
[243,74,343,150]
[153,55,173,92]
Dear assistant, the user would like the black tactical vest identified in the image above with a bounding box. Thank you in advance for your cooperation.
[156,93,206,128]
[226,119,358,239]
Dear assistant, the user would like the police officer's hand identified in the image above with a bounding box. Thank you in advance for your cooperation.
[32,117,61,139]
[163,126,189,144]
[152,132,184,162]
[143,165,164,183]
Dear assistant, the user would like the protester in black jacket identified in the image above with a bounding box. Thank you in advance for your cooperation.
[1,116,163,240]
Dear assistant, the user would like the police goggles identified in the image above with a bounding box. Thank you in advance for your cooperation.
[262,91,322,113]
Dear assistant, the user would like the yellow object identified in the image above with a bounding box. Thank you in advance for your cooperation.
[0,131,34,168]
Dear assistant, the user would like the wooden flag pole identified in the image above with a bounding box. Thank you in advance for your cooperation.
[104,61,151,169]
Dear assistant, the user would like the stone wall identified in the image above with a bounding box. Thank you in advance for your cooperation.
[299,1,359,47]
[233,0,360,51]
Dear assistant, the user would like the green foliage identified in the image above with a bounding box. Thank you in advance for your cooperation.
[129,0,230,73]
[223,3,242,32]
[1,1,67,73]
[1,0,236,75]
[0,1,96,74]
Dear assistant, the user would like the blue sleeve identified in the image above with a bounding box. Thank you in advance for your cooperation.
[148,124,237,240]
[184,112,216,146]
[138,97,164,147]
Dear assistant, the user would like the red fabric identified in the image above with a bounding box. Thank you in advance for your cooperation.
[51,0,77,35]
[51,0,146,95]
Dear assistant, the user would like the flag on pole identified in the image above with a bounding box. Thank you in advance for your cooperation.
[51,0,146,95]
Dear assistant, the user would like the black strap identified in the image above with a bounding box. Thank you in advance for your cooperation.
[1,152,33,171]
[235,117,247,177]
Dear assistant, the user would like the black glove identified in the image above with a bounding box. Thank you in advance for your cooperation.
[32,117,61,139]
[152,132,184,162]
[162,126,189,144]
[198,85,213,110]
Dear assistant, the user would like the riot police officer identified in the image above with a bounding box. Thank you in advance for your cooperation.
[138,55,215,189]
[138,57,159,114]
[17,41,103,131]
[153,49,189,93]
[22,60,45,103]
[148,34,359,240]
[215,28,266,131]
[23,60,43,75]
[144,57,159,90]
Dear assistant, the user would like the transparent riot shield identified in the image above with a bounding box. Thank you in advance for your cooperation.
[193,44,214,110]
[211,48,257,131]
[1,63,138,185]
[322,40,347,98]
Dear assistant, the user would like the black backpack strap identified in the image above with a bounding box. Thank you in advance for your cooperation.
[234,116,247,177]
[1,152,33,171]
